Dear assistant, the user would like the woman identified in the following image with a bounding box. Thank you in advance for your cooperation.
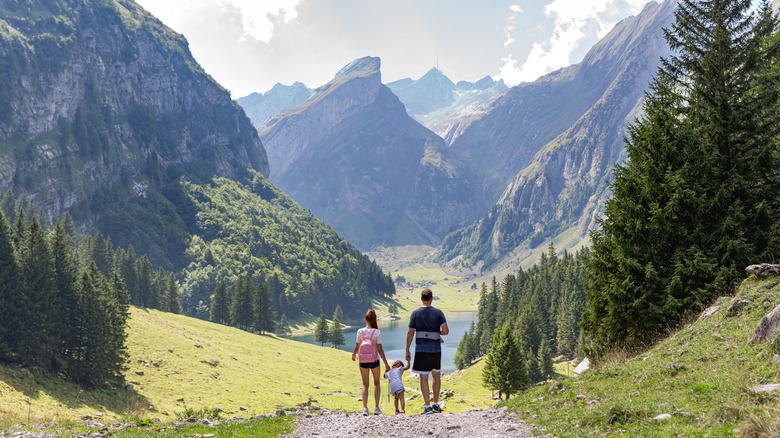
[351,309,390,415]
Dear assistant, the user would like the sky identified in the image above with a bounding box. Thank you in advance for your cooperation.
[135,0,656,98]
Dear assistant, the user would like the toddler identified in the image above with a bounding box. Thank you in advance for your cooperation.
[384,359,410,415]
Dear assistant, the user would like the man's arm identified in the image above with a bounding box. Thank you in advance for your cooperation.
[405,327,415,361]
[440,322,450,336]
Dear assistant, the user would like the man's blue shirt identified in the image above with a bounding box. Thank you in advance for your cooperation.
[409,306,446,353]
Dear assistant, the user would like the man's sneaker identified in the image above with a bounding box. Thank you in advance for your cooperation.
[373,407,382,415]
[432,403,442,413]
[362,408,369,416]
[421,406,434,415]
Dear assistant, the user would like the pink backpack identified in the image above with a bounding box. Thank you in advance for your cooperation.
[358,329,378,363]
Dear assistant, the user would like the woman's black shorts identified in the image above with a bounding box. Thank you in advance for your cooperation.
[359,360,380,369]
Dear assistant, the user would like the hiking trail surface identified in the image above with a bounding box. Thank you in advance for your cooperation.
[286,406,534,437]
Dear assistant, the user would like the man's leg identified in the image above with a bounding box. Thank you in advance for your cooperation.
[419,373,430,406]
[432,370,441,404]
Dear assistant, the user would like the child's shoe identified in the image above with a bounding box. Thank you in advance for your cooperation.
[395,410,401,415]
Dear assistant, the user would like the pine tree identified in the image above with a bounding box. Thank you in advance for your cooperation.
[482,324,527,400]
[232,276,255,331]
[537,338,553,379]
[166,274,181,314]
[255,283,275,334]
[333,304,343,322]
[330,316,345,349]
[314,314,330,346]
[584,0,780,354]
[0,209,18,357]
[210,280,230,325]
[50,221,80,372]
[15,217,56,367]
[454,330,472,370]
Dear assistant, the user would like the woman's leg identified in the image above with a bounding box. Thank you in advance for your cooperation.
[359,367,370,410]
[371,366,381,408]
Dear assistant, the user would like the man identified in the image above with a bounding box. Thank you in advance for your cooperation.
[405,288,449,414]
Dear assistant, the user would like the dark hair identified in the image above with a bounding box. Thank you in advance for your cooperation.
[365,309,378,329]
[421,288,433,302]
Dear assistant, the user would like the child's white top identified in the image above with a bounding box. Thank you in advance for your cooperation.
[385,366,405,394]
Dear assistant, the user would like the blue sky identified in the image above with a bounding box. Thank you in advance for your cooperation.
[136,0,656,97]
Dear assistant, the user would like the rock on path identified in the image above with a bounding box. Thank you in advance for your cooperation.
[286,407,533,437]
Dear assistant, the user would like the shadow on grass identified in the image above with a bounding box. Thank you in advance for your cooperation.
[0,362,152,420]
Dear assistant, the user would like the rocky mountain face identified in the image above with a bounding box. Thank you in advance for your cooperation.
[387,70,507,144]
[259,57,483,250]
[0,0,268,267]
[439,0,676,268]
[237,82,313,128]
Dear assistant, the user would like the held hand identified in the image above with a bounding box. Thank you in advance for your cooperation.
[405,350,411,361]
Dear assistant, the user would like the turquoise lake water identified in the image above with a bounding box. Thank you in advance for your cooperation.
[286,310,477,375]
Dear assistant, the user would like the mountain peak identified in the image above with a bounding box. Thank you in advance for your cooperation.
[334,56,381,81]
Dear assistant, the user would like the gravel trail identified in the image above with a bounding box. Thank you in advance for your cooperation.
[286,406,534,437]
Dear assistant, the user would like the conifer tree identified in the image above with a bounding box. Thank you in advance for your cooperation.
[255,283,275,334]
[231,276,255,331]
[314,313,330,346]
[0,209,18,357]
[537,338,553,379]
[330,316,345,349]
[15,217,56,367]
[50,221,80,371]
[333,304,343,323]
[166,274,181,314]
[210,280,230,325]
[584,0,780,354]
[482,324,527,400]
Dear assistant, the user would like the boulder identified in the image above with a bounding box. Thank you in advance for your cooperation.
[750,384,780,394]
[749,304,780,344]
[573,358,590,376]
[727,297,751,316]
[698,305,719,320]
[746,263,780,278]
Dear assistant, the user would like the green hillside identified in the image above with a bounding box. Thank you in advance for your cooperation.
[506,275,780,436]
[0,306,493,430]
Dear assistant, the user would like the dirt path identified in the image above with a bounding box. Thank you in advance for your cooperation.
[286,406,534,437]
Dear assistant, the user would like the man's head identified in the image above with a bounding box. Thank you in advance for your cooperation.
[421,288,433,303]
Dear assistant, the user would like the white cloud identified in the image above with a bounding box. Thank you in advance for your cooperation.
[498,0,649,85]
[217,0,302,43]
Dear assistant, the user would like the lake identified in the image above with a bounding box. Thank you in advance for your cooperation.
[287,311,477,375]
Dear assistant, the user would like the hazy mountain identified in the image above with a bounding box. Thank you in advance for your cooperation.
[237,82,313,128]
[387,70,507,144]
[259,57,483,250]
[440,0,676,268]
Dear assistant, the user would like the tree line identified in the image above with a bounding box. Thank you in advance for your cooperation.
[583,0,780,356]
[454,245,589,398]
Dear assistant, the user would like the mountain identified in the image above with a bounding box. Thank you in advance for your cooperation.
[440,0,676,268]
[237,81,313,128]
[0,0,394,322]
[0,0,267,267]
[259,57,483,250]
[387,70,507,144]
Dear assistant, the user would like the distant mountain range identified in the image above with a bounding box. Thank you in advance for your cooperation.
[242,0,677,270]
[258,57,483,250]
[237,82,314,128]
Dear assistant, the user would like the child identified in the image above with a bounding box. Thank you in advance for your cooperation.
[384,359,410,415]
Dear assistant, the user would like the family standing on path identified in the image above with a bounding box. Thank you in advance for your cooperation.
[351,288,449,416]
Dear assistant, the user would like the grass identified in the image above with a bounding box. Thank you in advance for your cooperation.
[0,305,494,434]
[503,276,780,436]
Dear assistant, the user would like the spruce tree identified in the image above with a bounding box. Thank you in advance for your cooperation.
[166,274,181,314]
[482,324,527,400]
[0,209,18,357]
[584,0,780,354]
[314,313,330,346]
[231,276,255,331]
[210,280,230,325]
[50,221,80,372]
[15,217,56,367]
[255,283,275,334]
[329,316,345,349]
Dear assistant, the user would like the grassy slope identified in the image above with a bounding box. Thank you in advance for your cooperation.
[0,307,493,427]
[506,276,780,436]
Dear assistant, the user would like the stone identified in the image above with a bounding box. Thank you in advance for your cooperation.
[698,305,720,320]
[727,296,751,316]
[573,358,590,376]
[654,413,672,421]
[746,263,780,278]
[194,343,203,348]
[750,383,780,393]
[749,304,780,344]
[773,355,780,365]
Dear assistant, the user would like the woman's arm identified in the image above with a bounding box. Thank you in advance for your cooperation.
[351,342,360,361]
[377,344,390,371]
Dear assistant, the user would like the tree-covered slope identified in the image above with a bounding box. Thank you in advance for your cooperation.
[0,0,268,269]
[179,171,395,321]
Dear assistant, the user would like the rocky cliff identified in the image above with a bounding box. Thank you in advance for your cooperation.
[237,82,313,129]
[259,57,482,250]
[440,0,676,268]
[0,0,268,267]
